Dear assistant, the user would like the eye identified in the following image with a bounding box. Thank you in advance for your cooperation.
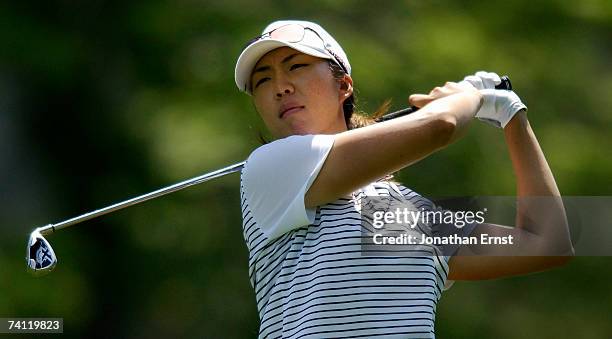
[290,63,308,70]
[254,77,270,88]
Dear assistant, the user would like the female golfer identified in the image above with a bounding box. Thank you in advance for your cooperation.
[235,20,573,338]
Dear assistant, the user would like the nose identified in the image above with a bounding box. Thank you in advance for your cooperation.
[275,78,294,98]
[276,88,291,98]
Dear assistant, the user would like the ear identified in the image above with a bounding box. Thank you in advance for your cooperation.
[339,74,354,99]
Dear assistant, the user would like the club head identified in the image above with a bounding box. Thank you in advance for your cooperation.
[26,228,57,276]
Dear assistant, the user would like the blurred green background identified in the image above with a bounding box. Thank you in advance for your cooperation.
[1,0,610,338]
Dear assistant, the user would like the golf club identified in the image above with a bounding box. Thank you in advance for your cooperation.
[26,76,512,276]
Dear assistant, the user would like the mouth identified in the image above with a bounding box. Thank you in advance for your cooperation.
[279,105,305,119]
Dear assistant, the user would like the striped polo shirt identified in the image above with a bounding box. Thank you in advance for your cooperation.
[240,135,466,338]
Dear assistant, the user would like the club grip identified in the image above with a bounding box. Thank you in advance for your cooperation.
[375,75,512,122]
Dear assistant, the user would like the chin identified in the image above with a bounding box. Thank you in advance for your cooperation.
[284,123,316,137]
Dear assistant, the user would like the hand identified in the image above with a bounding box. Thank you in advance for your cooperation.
[462,71,528,128]
[462,71,501,90]
[478,89,528,128]
[409,81,481,109]
[409,81,483,145]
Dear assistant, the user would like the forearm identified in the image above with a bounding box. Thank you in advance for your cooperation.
[504,111,573,254]
[505,111,560,196]
[340,92,481,176]
[305,92,481,208]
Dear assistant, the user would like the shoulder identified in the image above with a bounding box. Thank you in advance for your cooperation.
[246,134,334,164]
[241,134,335,185]
[238,134,336,242]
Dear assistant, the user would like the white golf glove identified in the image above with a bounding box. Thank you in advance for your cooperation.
[462,71,527,128]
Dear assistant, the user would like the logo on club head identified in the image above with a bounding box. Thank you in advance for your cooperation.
[26,229,57,276]
[35,241,54,268]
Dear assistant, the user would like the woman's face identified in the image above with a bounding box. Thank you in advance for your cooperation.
[250,47,352,139]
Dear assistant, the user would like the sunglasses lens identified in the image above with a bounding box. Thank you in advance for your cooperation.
[269,24,304,42]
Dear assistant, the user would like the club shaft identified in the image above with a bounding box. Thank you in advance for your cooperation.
[37,76,512,236]
[38,162,245,235]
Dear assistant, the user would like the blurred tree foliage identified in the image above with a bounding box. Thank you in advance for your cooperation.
[1,0,610,338]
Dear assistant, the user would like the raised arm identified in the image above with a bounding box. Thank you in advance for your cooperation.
[305,82,482,208]
[448,110,575,280]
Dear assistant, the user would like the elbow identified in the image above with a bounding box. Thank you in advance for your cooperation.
[565,241,576,257]
[548,245,575,268]
[540,235,575,267]
[550,252,574,268]
[562,245,576,263]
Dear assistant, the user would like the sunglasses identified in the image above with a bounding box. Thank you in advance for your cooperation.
[243,24,348,74]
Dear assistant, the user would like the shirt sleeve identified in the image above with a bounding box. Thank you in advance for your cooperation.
[240,134,335,243]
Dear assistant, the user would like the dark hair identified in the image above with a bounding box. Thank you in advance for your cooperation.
[327,60,391,130]
[329,60,396,182]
